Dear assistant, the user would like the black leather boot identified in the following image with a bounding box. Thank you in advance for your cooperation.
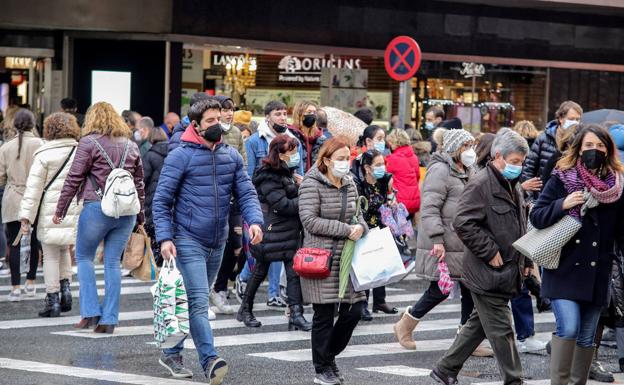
[60,279,72,312]
[235,270,263,328]
[38,293,61,318]
[288,304,312,331]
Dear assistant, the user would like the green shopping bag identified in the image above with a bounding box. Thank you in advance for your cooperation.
[151,259,189,348]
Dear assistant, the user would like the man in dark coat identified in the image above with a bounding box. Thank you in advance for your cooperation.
[431,130,533,385]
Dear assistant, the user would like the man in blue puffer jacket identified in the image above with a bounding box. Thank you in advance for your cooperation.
[153,98,264,384]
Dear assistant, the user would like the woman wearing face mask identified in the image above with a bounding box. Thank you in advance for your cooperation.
[385,129,421,216]
[350,149,398,321]
[237,134,312,331]
[394,128,493,357]
[290,100,327,172]
[354,125,387,160]
[531,124,624,385]
[299,136,368,385]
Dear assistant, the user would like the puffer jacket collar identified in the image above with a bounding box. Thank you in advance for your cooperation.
[545,120,559,139]
[33,138,78,156]
[180,125,222,149]
[429,151,470,180]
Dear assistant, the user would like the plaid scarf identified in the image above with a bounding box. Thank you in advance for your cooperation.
[553,159,623,219]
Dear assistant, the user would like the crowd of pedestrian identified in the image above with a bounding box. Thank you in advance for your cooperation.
[2,94,624,385]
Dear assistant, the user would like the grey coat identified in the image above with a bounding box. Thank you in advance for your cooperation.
[298,166,368,305]
[414,152,472,281]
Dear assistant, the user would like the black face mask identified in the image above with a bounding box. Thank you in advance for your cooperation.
[272,123,288,134]
[302,114,317,128]
[202,123,223,143]
[581,149,607,170]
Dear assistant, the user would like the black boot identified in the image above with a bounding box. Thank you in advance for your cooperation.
[288,304,312,331]
[60,279,72,312]
[236,301,261,327]
[38,293,61,318]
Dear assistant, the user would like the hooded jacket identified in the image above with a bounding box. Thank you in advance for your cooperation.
[168,117,190,153]
[385,145,421,214]
[143,141,168,226]
[153,125,263,249]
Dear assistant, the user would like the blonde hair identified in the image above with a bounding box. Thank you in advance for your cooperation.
[1,105,19,140]
[555,123,580,152]
[432,128,446,147]
[387,129,411,148]
[82,102,132,138]
[292,100,318,129]
[513,120,539,140]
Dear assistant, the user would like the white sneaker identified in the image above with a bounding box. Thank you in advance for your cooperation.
[208,307,217,320]
[7,289,21,302]
[517,336,547,353]
[71,266,78,274]
[0,268,10,277]
[210,291,236,315]
[23,283,36,297]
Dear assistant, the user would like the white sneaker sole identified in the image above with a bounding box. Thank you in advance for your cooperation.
[314,377,340,385]
[7,297,21,302]
[158,359,193,378]
[208,361,228,385]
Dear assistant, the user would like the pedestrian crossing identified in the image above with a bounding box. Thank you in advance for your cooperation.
[0,265,619,385]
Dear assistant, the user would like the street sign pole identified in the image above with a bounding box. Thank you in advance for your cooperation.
[398,80,408,130]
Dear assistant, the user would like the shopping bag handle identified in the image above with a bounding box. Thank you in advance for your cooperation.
[162,258,177,271]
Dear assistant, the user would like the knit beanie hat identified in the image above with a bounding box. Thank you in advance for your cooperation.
[443,129,474,154]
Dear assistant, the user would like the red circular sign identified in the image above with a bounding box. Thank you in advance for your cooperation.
[384,36,422,82]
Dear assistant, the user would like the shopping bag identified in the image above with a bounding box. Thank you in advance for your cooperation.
[350,227,407,291]
[130,232,159,282]
[12,231,31,273]
[123,226,148,270]
[151,259,189,348]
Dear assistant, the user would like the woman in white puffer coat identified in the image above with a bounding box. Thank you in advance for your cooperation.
[19,112,82,318]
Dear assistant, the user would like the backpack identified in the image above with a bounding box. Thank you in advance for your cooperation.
[88,138,141,219]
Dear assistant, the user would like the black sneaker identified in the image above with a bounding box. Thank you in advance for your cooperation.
[204,356,228,385]
[314,367,340,385]
[330,360,345,384]
[589,361,615,383]
[158,353,193,378]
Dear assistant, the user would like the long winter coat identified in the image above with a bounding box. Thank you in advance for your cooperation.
[298,166,368,304]
[0,131,44,223]
[250,163,301,262]
[386,145,421,214]
[521,120,558,201]
[530,173,624,306]
[454,163,530,299]
[414,152,472,281]
[19,139,82,245]
[143,141,168,226]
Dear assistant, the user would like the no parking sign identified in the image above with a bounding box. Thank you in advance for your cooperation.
[384,36,422,82]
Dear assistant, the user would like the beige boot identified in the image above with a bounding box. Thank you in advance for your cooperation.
[569,344,595,385]
[393,306,419,350]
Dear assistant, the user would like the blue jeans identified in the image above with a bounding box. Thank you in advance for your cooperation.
[240,260,281,298]
[163,238,225,370]
[551,299,603,348]
[511,283,535,341]
[75,201,135,325]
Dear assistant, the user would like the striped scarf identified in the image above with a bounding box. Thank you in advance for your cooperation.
[553,159,623,219]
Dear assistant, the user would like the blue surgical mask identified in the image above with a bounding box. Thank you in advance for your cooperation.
[373,141,386,153]
[286,152,300,169]
[372,166,386,180]
[501,162,523,180]
[425,122,435,130]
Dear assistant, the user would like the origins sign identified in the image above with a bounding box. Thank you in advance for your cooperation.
[278,55,362,83]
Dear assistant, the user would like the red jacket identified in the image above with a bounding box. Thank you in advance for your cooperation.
[386,145,421,214]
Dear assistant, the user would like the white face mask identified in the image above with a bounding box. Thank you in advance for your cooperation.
[460,148,477,167]
[331,160,350,178]
[221,123,231,132]
[133,130,142,141]
[562,119,578,130]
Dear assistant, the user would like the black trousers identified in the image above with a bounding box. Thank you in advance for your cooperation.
[410,280,474,325]
[245,258,302,305]
[213,215,243,293]
[312,301,364,373]
[5,221,40,286]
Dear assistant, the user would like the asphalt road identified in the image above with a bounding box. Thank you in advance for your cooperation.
[0,265,620,385]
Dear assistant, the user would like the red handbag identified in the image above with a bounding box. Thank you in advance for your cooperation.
[293,248,333,279]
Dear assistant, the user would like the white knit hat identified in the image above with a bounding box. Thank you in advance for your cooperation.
[443,129,473,153]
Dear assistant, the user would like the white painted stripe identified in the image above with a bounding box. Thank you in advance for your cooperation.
[249,332,552,362]
[0,277,147,293]
[0,285,153,303]
[0,310,153,329]
[0,357,206,385]
[357,365,432,377]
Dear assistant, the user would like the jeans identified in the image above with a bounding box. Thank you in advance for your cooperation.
[5,221,40,286]
[511,283,535,341]
[312,301,364,373]
[410,281,474,325]
[240,260,281,298]
[75,202,135,325]
[163,238,225,370]
[551,298,603,348]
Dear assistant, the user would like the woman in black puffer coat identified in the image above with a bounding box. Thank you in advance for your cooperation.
[236,134,312,331]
